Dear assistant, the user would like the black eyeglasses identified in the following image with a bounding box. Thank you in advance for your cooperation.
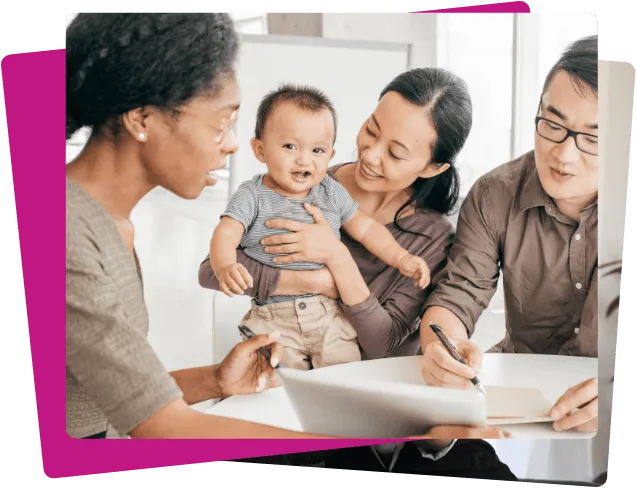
[535,116,598,156]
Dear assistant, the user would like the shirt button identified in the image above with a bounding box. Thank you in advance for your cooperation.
[574,328,580,334]
[575,234,582,241]
[575,283,583,290]
[298,302,307,310]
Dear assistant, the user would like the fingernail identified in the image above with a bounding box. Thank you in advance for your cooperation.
[256,376,266,392]
[271,356,279,368]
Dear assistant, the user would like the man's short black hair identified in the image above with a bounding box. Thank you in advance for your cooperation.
[542,34,598,98]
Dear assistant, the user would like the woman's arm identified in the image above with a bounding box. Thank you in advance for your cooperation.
[338,226,454,359]
[169,365,221,405]
[130,399,335,438]
[260,206,454,359]
[198,250,339,300]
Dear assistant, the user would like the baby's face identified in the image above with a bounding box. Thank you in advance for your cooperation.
[254,101,335,196]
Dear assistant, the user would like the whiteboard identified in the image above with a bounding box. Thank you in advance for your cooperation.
[229,33,411,194]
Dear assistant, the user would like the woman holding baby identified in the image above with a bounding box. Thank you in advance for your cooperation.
[197,19,514,481]
[65,13,514,479]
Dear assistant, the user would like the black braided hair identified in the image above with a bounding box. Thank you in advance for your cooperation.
[66,14,239,140]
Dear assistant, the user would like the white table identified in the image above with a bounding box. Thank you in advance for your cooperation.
[206,353,597,439]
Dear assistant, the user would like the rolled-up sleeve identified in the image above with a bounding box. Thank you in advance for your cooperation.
[67,228,183,436]
[424,178,501,337]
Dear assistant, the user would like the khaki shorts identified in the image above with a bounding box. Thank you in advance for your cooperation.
[242,295,361,370]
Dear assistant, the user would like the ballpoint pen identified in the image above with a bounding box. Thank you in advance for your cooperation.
[429,323,487,396]
[237,324,281,369]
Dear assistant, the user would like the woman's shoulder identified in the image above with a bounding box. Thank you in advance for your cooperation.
[403,208,455,239]
[399,208,456,234]
[327,161,355,180]
[66,178,116,252]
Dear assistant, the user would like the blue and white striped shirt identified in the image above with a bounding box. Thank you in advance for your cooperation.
[221,173,359,304]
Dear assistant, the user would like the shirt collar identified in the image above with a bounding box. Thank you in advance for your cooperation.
[518,152,598,224]
[518,152,551,214]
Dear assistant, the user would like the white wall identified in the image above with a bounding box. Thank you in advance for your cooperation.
[321,13,438,68]
[228,34,410,194]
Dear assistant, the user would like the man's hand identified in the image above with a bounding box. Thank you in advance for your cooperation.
[421,339,483,389]
[549,377,598,432]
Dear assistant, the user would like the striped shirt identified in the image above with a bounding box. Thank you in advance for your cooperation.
[221,173,359,304]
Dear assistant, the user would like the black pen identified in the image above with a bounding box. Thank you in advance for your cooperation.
[429,323,487,396]
[237,324,281,369]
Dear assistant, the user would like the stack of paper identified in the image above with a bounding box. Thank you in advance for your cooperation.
[277,367,553,438]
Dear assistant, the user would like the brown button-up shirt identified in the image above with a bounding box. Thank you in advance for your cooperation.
[425,151,597,357]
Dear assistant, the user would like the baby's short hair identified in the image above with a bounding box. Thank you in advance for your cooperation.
[254,84,337,143]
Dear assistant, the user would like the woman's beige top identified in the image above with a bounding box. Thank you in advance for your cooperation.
[66,178,182,438]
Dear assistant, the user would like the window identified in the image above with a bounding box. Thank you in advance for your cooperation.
[436,14,514,197]
[436,13,597,197]
[230,13,267,35]
[513,13,597,156]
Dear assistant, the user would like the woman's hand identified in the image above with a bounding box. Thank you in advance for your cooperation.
[549,377,598,432]
[262,203,345,266]
[215,332,284,398]
[410,425,511,446]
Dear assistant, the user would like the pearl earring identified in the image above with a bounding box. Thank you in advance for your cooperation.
[138,133,146,140]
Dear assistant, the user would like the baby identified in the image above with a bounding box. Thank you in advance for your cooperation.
[210,84,429,370]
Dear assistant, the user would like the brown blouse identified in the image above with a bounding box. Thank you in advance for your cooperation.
[198,163,455,359]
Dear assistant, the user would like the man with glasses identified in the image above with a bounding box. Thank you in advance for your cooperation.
[419,35,598,433]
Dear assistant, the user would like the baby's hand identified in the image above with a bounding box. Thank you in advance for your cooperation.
[397,254,430,289]
[218,263,254,297]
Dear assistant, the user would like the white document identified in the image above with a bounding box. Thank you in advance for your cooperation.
[484,385,554,425]
[277,367,553,438]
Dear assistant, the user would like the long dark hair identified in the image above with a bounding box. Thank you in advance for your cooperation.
[66,14,239,141]
[379,68,472,235]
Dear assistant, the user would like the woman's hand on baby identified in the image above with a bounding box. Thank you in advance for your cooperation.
[262,203,343,266]
[218,263,254,297]
[397,254,431,289]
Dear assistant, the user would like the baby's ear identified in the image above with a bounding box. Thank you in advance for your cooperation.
[330,148,336,161]
[250,137,266,163]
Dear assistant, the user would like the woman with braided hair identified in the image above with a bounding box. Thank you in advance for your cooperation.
[65,13,507,444]
[66,13,328,440]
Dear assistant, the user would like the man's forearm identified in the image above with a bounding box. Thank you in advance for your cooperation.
[420,306,470,351]
[169,365,221,405]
